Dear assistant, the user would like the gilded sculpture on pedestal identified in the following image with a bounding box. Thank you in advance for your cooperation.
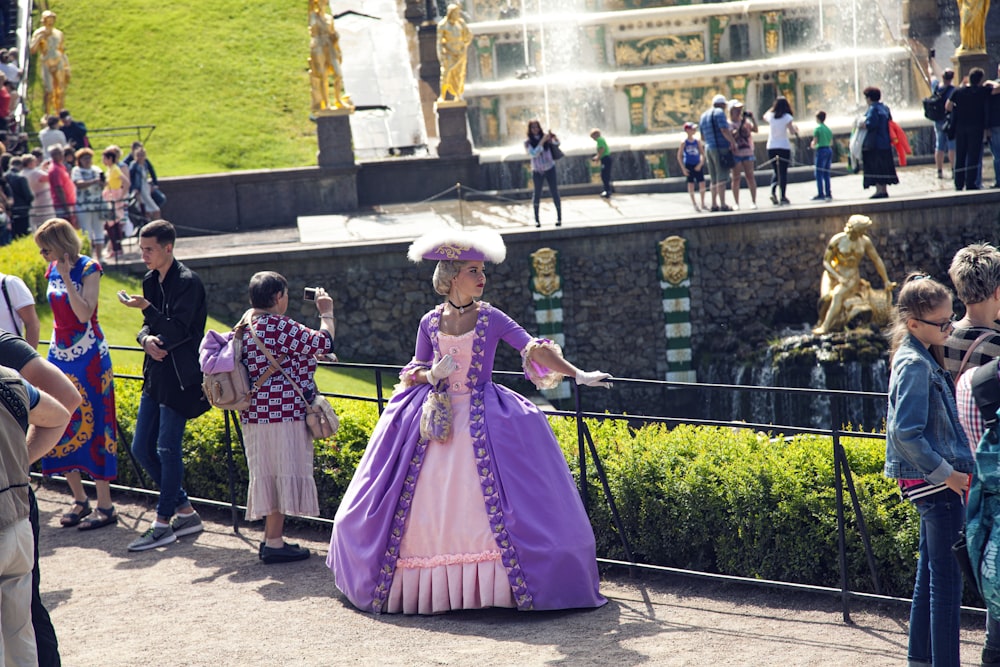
[957,0,991,53]
[309,0,353,113]
[659,236,689,285]
[813,215,896,335]
[29,11,70,116]
[530,248,560,296]
[437,4,473,103]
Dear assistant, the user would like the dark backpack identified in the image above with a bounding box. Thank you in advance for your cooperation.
[923,85,951,122]
[972,358,1000,443]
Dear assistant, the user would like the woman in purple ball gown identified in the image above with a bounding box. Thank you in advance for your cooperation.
[328,229,611,614]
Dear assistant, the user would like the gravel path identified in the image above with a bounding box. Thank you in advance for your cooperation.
[33,481,986,666]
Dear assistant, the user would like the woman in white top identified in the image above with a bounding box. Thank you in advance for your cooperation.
[22,154,53,232]
[763,97,799,206]
[0,273,39,348]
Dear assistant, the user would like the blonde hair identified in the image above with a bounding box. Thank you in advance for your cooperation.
[34,218,81,260]
[432,260,466,296]
[889,273,952,362]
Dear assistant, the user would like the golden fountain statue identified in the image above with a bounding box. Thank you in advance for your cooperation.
[813,215,896,335]
[958,0,991,53]
[309,0,353,113]
[437,4,473,103]
[29,11,70,115]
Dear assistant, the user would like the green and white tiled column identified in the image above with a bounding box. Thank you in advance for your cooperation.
[658,236,697,383]
[530,247,570,400]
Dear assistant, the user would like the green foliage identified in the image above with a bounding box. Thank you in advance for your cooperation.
[33,1,317,175]
[551,419,919,598]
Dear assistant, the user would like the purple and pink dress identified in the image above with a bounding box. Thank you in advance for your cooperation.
[327,303,605,614]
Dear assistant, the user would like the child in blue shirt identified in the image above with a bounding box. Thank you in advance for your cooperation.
[676,122,706,212]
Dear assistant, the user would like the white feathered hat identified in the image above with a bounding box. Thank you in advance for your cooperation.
[407,228,507,264]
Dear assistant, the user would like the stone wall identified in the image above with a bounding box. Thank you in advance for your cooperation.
[162,191,1000,414]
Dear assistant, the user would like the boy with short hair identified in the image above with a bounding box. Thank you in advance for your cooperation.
[677,122,707,212]
[811,110,833,201]
[589,128,613,198]
[942,242,1000,667]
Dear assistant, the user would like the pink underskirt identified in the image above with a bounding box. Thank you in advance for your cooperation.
[386,341,515,614]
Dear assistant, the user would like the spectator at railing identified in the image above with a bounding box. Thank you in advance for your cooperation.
[0,48,21,86]
[46,144,75,226]
[58,109,88,149]
[5,155,30,239]
[72,148,104,259]
[101,146,129,258]
[128,146,161,221]
[23,152,51,232]
[37,115,64,158]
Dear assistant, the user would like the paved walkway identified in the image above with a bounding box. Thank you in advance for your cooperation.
[107,162,977,266]
[32,482,986,666]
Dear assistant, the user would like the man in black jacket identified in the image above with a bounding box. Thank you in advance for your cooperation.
[946,67,999,190]
[120,220,210,551]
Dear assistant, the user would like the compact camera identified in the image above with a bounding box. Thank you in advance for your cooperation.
[303,287,319,301]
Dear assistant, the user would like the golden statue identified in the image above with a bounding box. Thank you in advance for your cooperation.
[437,4,473,103]
[530,248,561,296]
[958,0,991,52]
[813,215,896,335]
[29,11,70,115]
[309,0,353,113]
[659,236,688,285]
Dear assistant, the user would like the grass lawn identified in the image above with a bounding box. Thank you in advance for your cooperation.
[34,268,380,398]
[27,1,318,175]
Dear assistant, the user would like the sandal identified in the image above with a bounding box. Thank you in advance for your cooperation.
[60,499,92,528]
[78,505,118,531]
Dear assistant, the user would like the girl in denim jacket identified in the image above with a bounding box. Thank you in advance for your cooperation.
[885,274,974,667]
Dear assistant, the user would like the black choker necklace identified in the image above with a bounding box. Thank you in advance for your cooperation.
[448,299,474,314]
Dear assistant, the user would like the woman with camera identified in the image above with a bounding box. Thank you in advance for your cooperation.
[524,119,562,228]
[238,272,334,564]
[728,100,758,209]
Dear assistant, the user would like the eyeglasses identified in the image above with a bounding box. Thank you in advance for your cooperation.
[38,247,50,256]
[913,314,957,332]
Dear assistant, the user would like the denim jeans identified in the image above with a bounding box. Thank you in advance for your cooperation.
[131,394,190,518]
[908,489,964,667]
[990,126,1000,187]
[814,146,832,198]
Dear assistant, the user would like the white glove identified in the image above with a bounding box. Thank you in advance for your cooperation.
[428,354,460,384]
[575,370,612,388]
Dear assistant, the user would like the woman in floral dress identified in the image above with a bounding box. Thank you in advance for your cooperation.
[34,217,118,530]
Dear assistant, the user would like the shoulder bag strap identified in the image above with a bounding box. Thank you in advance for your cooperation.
[234,322,280,395]
[248,322,309,406]
[0,277,21,337]
[958,330,998,377]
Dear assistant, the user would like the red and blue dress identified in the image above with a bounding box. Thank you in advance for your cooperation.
[42,256,117,480]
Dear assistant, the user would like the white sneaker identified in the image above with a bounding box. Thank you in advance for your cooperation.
[128,524,177,552]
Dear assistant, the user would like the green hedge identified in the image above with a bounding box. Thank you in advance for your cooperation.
[108,380,921,599]
[549,419,921,599]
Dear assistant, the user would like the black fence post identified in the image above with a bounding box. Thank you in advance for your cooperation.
[832,396,853,624]
[574,382,589,512]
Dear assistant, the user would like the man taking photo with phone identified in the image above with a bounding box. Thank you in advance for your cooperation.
[119,220,211,551]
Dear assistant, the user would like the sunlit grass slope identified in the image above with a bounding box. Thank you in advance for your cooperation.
[28,0,318,175]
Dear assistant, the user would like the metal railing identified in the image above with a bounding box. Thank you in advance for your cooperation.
[53,346,973,624]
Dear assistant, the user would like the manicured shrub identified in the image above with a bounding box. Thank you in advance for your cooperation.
[109,381,922,598]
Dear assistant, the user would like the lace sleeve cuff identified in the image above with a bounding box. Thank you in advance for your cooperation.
[522,339,565,390]
[395,358,431,393]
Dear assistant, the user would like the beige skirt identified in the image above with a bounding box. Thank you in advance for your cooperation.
[242,420,320,521]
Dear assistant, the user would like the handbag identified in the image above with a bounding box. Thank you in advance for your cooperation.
[548,142,564,161]
[419,382,452,441]
[248,325,339,440]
